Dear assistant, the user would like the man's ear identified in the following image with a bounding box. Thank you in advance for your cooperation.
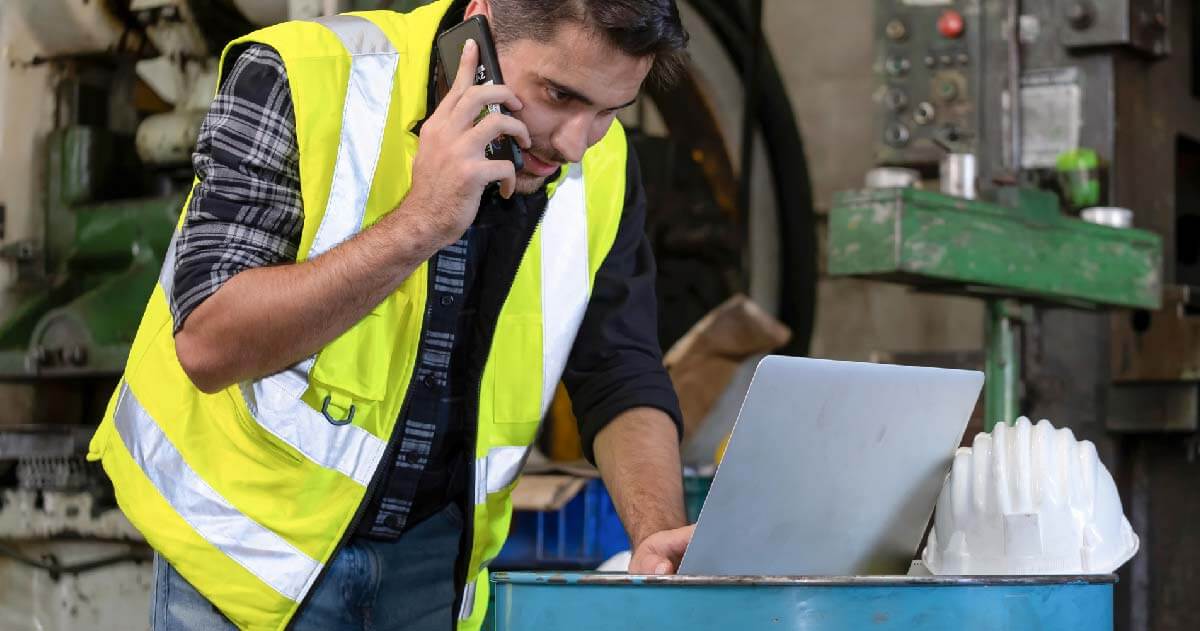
[463,0,493,21]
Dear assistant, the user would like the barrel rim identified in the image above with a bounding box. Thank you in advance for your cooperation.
[490,572,1118,587]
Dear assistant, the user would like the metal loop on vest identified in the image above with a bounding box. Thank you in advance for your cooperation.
[320,395,356,426]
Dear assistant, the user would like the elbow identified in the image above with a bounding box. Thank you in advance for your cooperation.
[174,327,232,394]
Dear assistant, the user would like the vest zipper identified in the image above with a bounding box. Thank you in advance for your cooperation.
[454,200,547,621]
[285,272,436,630]
[291,193,547,626]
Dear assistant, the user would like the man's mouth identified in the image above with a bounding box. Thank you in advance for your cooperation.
[522,151,561,177]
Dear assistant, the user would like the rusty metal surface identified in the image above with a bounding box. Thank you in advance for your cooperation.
[1122,437,1200,631]
[1107,383,1198,432]
[1059,0,1171,56]
[1111,1,1200,283]
[1111,285,1200,382]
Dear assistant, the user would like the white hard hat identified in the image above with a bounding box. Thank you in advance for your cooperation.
[922,417,1139,575]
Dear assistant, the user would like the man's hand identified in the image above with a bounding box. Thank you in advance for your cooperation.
[406,38,532,248]
[629,524,695,575]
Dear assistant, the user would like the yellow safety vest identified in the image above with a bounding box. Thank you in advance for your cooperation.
[86,2,629,629]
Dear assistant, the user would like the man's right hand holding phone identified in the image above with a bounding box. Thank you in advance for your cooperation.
[403,39,531,251]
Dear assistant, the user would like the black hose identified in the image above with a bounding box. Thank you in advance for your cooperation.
[684,0,819,357]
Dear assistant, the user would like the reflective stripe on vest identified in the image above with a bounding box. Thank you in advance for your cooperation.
[472,445,530,505]
[538,163,590,415]
[159,234,178,298]
[308,14,399,257]
[240,357,384,486]
[458,577,477,621]
[113,382,322,600]
[237,13,399,488]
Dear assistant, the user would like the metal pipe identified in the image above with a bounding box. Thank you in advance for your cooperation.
[1008,0,1022,172]
[984,298,1021,430]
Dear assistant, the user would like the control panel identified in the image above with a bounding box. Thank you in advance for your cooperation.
[875,0,980,166]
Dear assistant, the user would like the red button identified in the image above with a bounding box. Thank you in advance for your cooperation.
[938,10,965,39]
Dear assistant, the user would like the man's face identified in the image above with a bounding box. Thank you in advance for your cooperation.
[477,17,652,194]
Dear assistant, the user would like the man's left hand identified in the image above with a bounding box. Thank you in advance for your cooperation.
[628,524,695,575]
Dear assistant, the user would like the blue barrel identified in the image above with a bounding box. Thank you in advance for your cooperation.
[489,573,1115,630]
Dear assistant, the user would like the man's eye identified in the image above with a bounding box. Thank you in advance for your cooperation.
[547,87,566,103]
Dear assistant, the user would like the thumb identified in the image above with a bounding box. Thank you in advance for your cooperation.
[653,561,672,575]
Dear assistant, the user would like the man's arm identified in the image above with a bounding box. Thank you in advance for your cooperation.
[593,407,691,572]
[177,39,531,392]
[176,207,442,392]
[561,145,690,572]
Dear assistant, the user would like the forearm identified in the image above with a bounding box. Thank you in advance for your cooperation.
[593,407,686,548]
[175,201,444,392]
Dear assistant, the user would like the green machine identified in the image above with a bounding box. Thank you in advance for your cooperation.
[0,126,180,378]
[0,1,252,382]
[828,186,1162,429]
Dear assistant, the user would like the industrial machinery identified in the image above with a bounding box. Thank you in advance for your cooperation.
[829,1,1199,629]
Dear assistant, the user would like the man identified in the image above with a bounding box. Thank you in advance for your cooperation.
[88,0,691,629]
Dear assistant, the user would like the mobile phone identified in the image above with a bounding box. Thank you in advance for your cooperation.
[436,15,524,172]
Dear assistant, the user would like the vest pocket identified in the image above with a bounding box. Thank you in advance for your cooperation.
[490,314,544,434]
[230,388,305,465]
[306,293,410,418]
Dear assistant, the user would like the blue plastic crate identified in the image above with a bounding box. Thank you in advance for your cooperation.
[493,478,630,570]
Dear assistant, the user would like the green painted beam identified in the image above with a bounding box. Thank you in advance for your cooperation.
[828,188,1163,310]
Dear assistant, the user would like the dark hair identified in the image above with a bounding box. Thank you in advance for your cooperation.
[489,0,689,87]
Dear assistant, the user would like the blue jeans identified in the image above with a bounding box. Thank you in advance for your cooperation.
[150,503,464,631]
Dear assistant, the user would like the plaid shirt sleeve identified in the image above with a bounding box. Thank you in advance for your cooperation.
[171,44,302,331]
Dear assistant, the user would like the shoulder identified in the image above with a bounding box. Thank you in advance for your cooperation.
[219,44,290,102]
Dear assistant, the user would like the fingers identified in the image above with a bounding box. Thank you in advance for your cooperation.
[479,159,516,199]
[627,550,665,574]
[468,112,532,151]
[627,525,695,576]
[452,84,523,126]
[649,524,695,560]
[629,553,672,575]
[443,39,480,109]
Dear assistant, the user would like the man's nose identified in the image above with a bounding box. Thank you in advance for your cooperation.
[551,114,590,164]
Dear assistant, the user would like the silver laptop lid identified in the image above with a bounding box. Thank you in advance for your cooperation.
[678,356,983,576]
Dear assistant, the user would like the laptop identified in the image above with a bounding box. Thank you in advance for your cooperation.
[677,356,983,576]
